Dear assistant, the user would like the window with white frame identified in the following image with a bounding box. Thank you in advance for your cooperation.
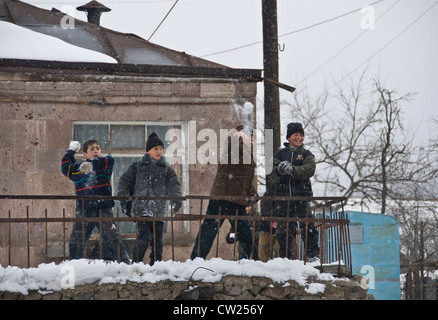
[73,121,188,234]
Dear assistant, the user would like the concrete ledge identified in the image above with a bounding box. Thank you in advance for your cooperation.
[0,275,374,300]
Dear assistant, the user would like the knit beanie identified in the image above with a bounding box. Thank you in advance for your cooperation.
[146,132,164,152]
[286,122,304,139]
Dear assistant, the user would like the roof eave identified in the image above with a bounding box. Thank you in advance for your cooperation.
[0,58,263,81]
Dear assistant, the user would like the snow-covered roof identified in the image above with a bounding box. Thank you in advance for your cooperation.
[0,21,117,63]
[0,0,227,67]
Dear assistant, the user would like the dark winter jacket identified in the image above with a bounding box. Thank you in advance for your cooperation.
[61,149,115,210]
[116,154,182,217]
[267,142,315,197]
[209,133,257,206]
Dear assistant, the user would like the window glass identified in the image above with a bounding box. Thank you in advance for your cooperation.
[74,124,109,149]
[111,125,145,149]
[349,224,364,244]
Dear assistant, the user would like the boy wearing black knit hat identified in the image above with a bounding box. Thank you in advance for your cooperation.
[266,122,320,262]
[117,132,182,265]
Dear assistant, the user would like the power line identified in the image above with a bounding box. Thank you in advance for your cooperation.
[200,0,386,58]
[279,0,385,38]
[298,0,400,86]
[148,0,179,41]
[325,0,438,93]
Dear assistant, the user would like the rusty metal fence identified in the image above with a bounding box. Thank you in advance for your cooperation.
[402,261,438,300]
[0,195,351,273]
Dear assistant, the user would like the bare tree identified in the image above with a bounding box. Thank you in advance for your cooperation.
[282,72,438,214]
[390,195,438,263]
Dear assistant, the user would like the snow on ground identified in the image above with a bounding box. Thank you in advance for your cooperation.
[0,258,335,295]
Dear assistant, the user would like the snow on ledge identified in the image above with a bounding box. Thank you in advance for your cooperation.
[0,258,336,295]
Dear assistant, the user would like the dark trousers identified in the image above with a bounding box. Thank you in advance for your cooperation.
[132,220,164,265]
[190,200,253,260]
[69,208,130,263]
[275,200,319,259]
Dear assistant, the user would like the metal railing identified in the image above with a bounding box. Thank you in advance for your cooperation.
[0,195,351,273]
[402,261,438,300]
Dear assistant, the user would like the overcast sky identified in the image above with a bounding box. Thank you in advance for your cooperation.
[14,0,438,142]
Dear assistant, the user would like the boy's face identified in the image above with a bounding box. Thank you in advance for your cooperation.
[288,133,304,148]
[83,143,102,160]
[148,145,164,161]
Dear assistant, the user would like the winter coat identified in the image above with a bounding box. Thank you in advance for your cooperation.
[209,134,257,206]
[116,154,182,217]
[61,149,115,210]
[267,143,315,198]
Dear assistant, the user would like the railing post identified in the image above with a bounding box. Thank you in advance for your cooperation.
[233,208,238,260]
[195,198,204,259]
[116,206,121,263]
[26,206,30,268]
[62,209,66,261]
[171,214,175,261]
[152,216,157,263]
[215,207,221,258]
[8,210,11,266]
[285,200,290,259]
[99,209,103,260]
[45,209,48,263]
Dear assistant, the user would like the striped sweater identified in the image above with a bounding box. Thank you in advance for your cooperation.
[61,149,115,210]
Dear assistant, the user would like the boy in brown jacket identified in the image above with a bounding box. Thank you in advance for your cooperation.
[190,125,257,260]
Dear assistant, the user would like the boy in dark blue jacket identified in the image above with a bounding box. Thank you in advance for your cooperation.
[61,139,129,263]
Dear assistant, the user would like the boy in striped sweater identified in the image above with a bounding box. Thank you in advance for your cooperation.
[61,140,129,263]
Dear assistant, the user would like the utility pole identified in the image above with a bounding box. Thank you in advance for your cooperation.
[262,0,280,185]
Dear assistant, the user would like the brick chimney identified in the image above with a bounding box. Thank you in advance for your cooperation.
[77,1,111,26]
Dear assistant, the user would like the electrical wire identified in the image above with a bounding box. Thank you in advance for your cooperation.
[148,0,179,41]
[298,0,401,86]
[279,0,385,38]
[324,0,438,94]
[200,0,386,58]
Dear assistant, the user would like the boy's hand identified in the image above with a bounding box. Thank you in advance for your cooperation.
[68,141,81,152]
[120,201,131,217]
[278,161,293,175]
[171,200,182,214]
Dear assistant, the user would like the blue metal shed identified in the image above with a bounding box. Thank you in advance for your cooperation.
[347,211,400,300]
